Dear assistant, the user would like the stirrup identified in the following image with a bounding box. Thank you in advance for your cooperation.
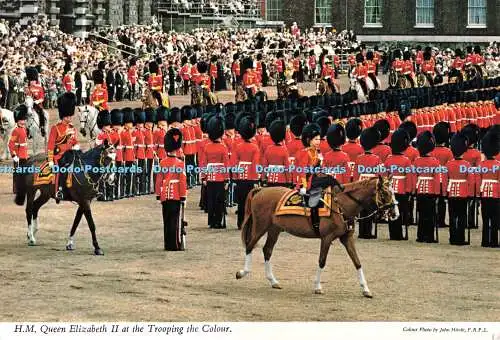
[55,189,64,201]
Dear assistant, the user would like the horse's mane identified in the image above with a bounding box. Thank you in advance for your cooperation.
[80,145,104,166]
[341,178,377,193]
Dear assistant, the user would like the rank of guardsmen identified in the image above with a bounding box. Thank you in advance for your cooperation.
[8,63,500,251]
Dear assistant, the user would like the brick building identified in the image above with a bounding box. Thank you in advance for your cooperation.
[278,0,500,42]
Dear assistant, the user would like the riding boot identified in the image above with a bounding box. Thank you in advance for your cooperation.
[311,207,320,230]
[35,106,46,137]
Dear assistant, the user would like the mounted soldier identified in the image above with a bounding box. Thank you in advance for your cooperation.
[25,66,47,137]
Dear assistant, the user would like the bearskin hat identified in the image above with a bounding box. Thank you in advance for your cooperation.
[256,110,266,128]
[315,115,331,138]
[129,57,137,67]
[122,107,135,124]
[360,127,380,151]
[63,60,71,74]
[211,55,218,63]
[265,111,283,131]
[301,123,321,148]
[269,120,286,144]
[165,128,183,153]
[145,108,156,123]
[134,108,146,124]
[417,131,435,156]
[26,67,38,82]
[455,48,463,58]
[97,109,111,129]
[400,121,417,140]
[390,129,410,154]
[110,109,123,126]
[474,45,481,54]
[326,123,346,150]
[423,51,432,61]
[156,106,169,123]
[181,105,193,121]
[373,119,390,142]
[207,114,225,141]
[238,116,256,141]
[366,51,374,61]
[403,50,411,61]
[450,132,468,159]
[233,53,239,61]
[57,92,77,119]
[92,69,104,85]
[433,121,451,145]
[393,49,402,59]
[14,105,28,122]
[225,111,235,130]
[290,114,306,137]
[461,123,480,146]
[200,113,215,134]
[309,49,315,57]
[149,61,159,74]
[346,118,363,140]
[355,53,364,64]
[225,102,236,114]
[98,61,106,70]
[197,61,208,74]
[241,57,254,71]
[481,127,499,159]
[168,107,181,124]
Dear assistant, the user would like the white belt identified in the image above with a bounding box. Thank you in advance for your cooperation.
[135,144,145,147]
[168,180,179,183]
[116,146,123,150]
[447,179,466,192]
[268,164,285,169]
[245,84,256,88]
[157,144,164,148]
[146,144,154,148]
[207,163,224,166]
[183,140,197,144]
[359,174,376,179]
[481,179,498,192]
[238,161,252,165]
[288,157,295,161]
[15,143,27,146]
[124,146,134,149]
[393,175,406,179]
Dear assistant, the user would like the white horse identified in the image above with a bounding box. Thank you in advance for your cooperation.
[25,96,49,156]
[77,105,100,147]
[0,108,15,160]
[350,76,376,103]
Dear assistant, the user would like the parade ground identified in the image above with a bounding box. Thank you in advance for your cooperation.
[0,76,499,322]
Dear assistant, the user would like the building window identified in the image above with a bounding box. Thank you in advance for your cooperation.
[415,0,434,27]
[315,0,332,25]
[364,0,382,27]
[266,0,282,21]
[468,0,487,27]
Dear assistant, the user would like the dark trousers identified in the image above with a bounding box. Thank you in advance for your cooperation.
[146,158,154,194]
[161,200,183,251]
[481,198,499,247]
[467,199,478,228]
[122,161,134,197]
[358,209,376,239]
[206,181,225,228]
[416,194,437,243]
[185,154,195,188]
[12,159,28,194]
[183,80,190,95]
[235,180,257,229]
[129,83,136,101]
[199,183,208,212]
[114,161,123,199]
[448,198,468,245]
[437,195,447,227]
[408,195,416,224]
[388,193,408,240]
[136,159,146,194]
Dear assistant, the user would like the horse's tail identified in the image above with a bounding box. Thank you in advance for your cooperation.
[241,187,262,247]
[14,174,27,206]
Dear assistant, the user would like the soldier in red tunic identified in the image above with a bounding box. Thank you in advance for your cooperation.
[430,122,453,229]
[354,127,382,239]
[231,53,241,89]
[120,108,135,198]
[209,55,218,93]
[352,53,368,96]
[323,123,349,185]
[133,108,147,195]
[287,114,307,186]
[144,108,156,194]
[181,106,197,188]
[199,114,230,229]
[109,109,123,199]
[444,133,474,245]
[372,119,392,162]
[148,61,163,107]
[414,131,440,243]
[62,59,74,93]
[263,119,290,187]
[385,129,413,240]
[316,115,331,155]
[477,128,499,247]
[154,106,169,161]
[341,118,364,183]
[25,67,47,136]
[90,70,109,111]
[179,56,191,95]
[365,51,379,89]
[9,105,29,194]
[47,92,80,203]
[461,123,482,229]
[231,115,260,229]
[155,128,187,251]
[95,109,114,201]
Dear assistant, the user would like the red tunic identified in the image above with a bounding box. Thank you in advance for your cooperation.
[444,159,475,197]
[372,144,391,163]
[413,156,441,195]
[144,128,155,159]
[475,159,500,198]
[230,140,260,181]
[385,154,413,194]
[341,141,364,181]
[463,148,481,167]
[121,128,135,162]
[154,127,167,160]
[353,152,381,182]
[262,143,290,184]
[323,149,349,184]
[134,128,145,160]
[62,74,73,92]
[110,128,122,162]
[155,155,187,201]
[90,85,109,110]
[47,121,78,163]
[8,126,29,159]
[199,141,229,182]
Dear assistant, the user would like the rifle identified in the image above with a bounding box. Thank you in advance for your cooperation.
[180,201,186,250]
[223,182,228,229]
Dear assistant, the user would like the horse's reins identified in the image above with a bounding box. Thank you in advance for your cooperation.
[71,149,113,193]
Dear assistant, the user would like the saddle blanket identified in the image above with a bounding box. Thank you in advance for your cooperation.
[275,188,336,217]
[33,161,54,186]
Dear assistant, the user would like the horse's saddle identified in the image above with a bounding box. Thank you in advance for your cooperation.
[33,160,55,186]
[275,188,339,217]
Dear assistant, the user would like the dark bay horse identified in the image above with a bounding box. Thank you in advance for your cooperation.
[236,176,399,297]
[14,141,116,255]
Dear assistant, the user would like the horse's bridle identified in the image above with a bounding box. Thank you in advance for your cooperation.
[71,147,115,192]
[79,107,98,140]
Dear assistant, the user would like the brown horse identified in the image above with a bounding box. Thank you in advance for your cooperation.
[316,78,339,95]
[236,175,399,297]
[235,83,247,102]
[14,141,116,255]
[142,87,160,110]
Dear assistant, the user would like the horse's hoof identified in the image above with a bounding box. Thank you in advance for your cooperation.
[28,240,36,246]
[236,270,246,279]
[66,244,75,251]
[94,248,104,256]
[271,283,282,289]
[363,291,373,298]
[314,289,323,295]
